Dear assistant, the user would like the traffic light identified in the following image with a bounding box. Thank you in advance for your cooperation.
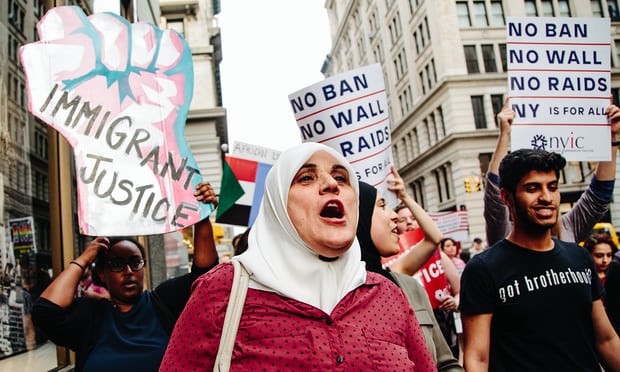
[213,224,224,244]
[473,176,481,192]
[464,177,472,193]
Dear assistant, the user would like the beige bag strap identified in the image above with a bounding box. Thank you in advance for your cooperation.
[214,260,250,372]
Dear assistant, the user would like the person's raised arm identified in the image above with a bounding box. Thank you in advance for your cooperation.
[488,98,512,175]
[592,104,620,181]
[386,165,444,275]
[562,104,620,243]
[39,236,109,308]
[192,182,219,269]
[485,98,513,246]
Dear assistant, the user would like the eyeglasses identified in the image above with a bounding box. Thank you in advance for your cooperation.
[105,257,145,272]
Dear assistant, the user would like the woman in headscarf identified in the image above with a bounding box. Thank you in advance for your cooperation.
[160,142,436,371]
[356,177,463,372]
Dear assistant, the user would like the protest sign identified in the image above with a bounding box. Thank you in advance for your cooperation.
[19,6,211,235]
[429,210,469,242]
[412,248,451,309]
[8,217,36,261]
[288,63,397,207]
[507,16,611,160]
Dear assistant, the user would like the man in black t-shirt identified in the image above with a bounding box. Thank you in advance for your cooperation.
[460,149,620,372]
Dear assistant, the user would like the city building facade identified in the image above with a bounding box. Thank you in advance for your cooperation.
[323,0,620,246]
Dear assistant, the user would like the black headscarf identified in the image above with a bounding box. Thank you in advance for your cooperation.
[357,182,397,284]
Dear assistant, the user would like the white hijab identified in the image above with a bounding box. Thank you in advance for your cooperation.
[234,142,366,314]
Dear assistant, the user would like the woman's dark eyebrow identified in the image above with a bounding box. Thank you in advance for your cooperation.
[297,163,348,174]
[298,163,317,171]
[332,164,348,173]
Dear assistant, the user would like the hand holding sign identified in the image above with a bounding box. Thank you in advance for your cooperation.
[20,6,211,236]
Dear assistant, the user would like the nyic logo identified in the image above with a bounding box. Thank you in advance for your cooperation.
[530,132,585,152]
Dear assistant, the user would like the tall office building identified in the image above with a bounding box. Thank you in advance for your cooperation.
[323,0,620,244]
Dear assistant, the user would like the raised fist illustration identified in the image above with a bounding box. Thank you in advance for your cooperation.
[20,6,211,235]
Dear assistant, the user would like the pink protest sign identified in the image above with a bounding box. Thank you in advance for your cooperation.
[19,6,212,236]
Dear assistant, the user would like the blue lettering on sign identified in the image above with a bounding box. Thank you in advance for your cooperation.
[508,22,538,37]
[548,77,607,92]
[510,76,540,91]
[509,49,539,64]
[546,23,588,38]
[546,50,602,65]
[330,100,385,128]
[299,119,326,140]
[322,74,369,101]
[339,125,390,157]
[512,103,539,118]
[290,92,318,114]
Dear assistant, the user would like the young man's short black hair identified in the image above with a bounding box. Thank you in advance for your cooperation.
[499,149,566,194]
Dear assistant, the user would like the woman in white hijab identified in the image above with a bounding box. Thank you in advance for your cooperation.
[160,142,436,371]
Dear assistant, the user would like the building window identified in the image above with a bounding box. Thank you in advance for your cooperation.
[490,0,505,26]
[558,0,571,16]
[373,42,383,63]
[389,12,402,44]
[425,63,433,89]
[435,170,443,202]
[472,0,489,27]
[443,165,452,201]
[429,112,438,142]
[398,85,413,116]
[370,11,379,32]
[491,94,504,126]
[9,0,25,34]
[418,23,426,47]
[610,0,620,20]
[437,107,446,137]
[457,0,504,27]
[412,128,420,157]
[456,1,472,27]
[482,44,497,72]
[464,45,480,73]
[592,0,604,17]
[527,0,571,17]
[525,0,538,16]
[435,164,453,203]
[419,71,426,94]
[166,18,185,36]
[405,133,413,160]
[8,34,20,63]
[411,178,426,209]
[396,49,407,79]
[357,35,367,57]
[541,0,554,16]
[425,114,437,147]
[353,8,362,27]
[499,43,508,71]
[472,95,487,129]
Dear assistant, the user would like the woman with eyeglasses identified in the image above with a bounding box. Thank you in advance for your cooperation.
[31,182,219,372]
